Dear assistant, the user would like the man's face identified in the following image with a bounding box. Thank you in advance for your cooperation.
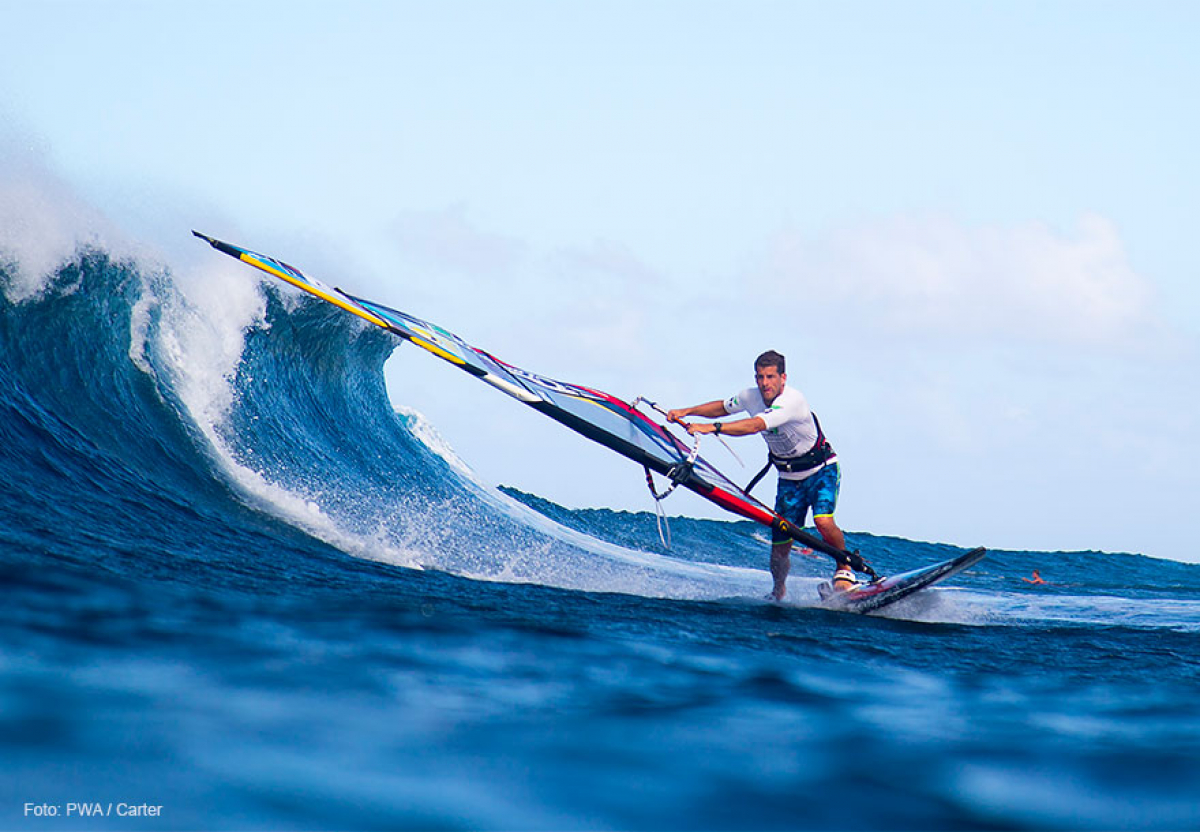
[755,364,786,404]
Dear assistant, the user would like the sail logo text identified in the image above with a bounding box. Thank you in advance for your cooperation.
[505,366,594,399]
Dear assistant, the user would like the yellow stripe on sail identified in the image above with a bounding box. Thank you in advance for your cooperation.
[241,254,391,330]
[409,335,466,365]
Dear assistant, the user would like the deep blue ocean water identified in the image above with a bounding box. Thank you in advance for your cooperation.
[3,250,1199,830]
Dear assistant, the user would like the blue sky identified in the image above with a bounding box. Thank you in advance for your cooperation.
[3,1,1198,562]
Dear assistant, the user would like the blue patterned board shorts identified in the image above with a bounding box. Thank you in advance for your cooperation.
[771,463,840,545]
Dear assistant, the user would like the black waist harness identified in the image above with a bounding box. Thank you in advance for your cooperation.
[745,412,835,493]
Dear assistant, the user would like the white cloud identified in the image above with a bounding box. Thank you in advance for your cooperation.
[388,203,526,276]
[546,237,664,289]
[380,208,668,382]
[540,296,651,377]
[758,213,1163,349]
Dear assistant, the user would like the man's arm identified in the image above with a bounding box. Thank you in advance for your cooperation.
[683,415,767,437]
[666,400,728,423]
[666,400,767,437]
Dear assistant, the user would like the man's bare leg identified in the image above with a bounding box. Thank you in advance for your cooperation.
[815,515,856,589]
[813,515,845,551]
[770,541,792,600]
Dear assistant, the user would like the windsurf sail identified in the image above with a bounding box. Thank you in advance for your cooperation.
[193,231,876,577]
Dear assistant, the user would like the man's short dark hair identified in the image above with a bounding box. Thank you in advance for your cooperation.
[755,350,786,374]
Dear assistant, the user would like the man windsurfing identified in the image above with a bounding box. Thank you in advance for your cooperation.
[667,350,850,601]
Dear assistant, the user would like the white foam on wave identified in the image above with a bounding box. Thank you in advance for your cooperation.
[0,132,156,302]
[394,404,481,482]
[0,151,406,566]
[393,402,768,598]
[146,255,430,570]
[948,589,1200,632]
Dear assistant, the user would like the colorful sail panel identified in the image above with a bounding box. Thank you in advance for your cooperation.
[192,231,874,575]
